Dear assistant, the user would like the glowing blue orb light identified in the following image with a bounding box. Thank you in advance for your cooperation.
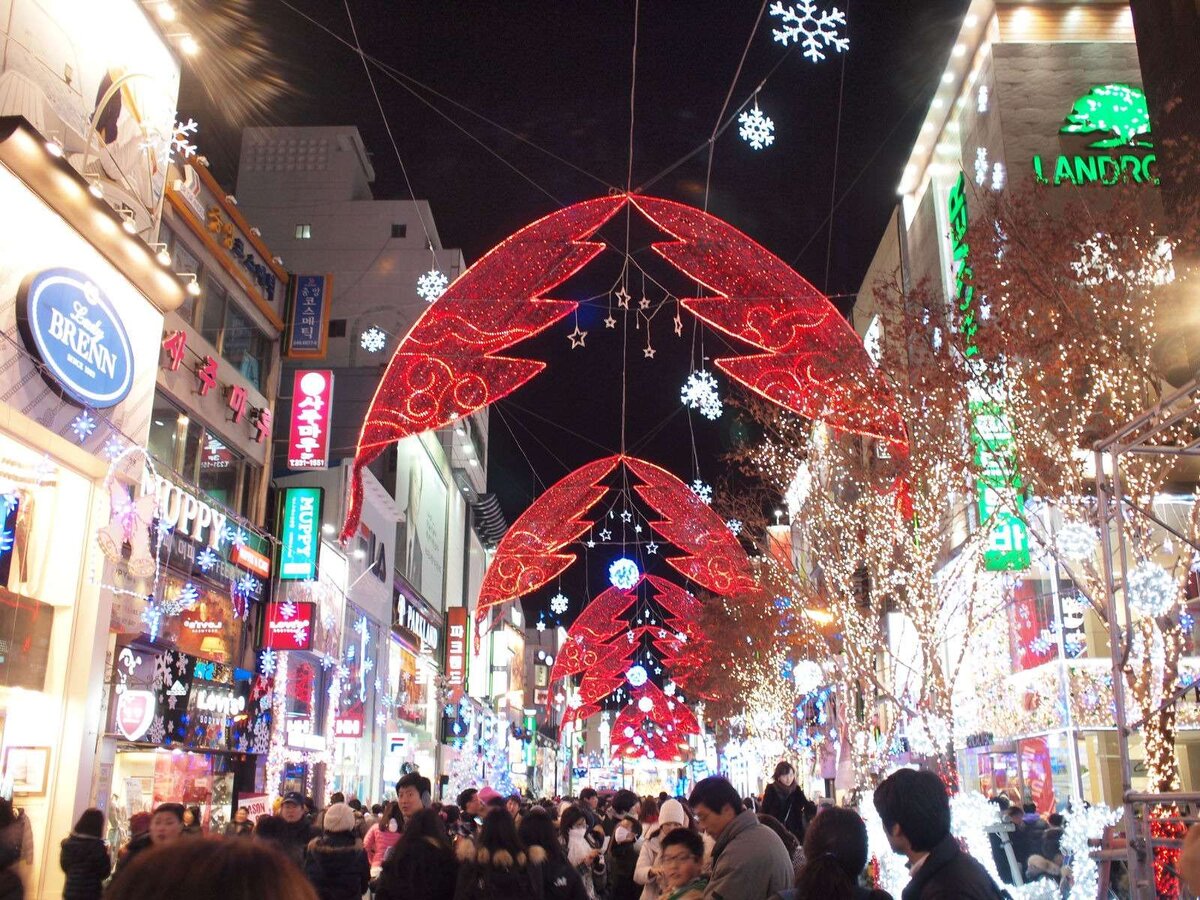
[626,665,648,688]
[608,557,640,590]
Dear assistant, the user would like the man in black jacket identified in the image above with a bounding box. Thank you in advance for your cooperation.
[873,769,1006,900]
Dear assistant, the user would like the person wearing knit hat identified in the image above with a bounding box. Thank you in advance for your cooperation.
[304,802,370,900]
[634,799,694,900]
[477,786,503,807]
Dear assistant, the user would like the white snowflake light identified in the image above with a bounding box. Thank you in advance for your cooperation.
[103,436,126,461]
[691,479,713,505]
[550,593,570,616]
[738,103,776,150]
[260,649,277,677]
[1057,521,1098,562]
[535,620,546,632]
[974,147,989,186]
[680,370,722,420]
[977,85,990,114]
[792,659,823,694]
[609,557,640,591]
[992,161,1006,190]
[1127,561,1178,617]
[196,547,218,572]
[637,696,654,713]
[626,665,648,688]
[177,582,200,609]
[416,269,449,303]
[280,600,297,619]
[769,0,848,63]
[237,574,261,597]
[71,412,97,442]
[360,326,387,352]
[726,519,743,535]
[142,117,198,167]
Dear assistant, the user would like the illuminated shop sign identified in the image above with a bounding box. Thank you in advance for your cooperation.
[333,713,364,739]
[263,601,315,651]
[115,690,156,742]
[1032,84,1159,187]
[205,206,279,301]
[394,579,440,650]
[232,544,272,578]
[278,487,322,580]
[18,268,134,408]
[161,330,273,444]
[947,174,1029,572]
[287,370,333,469]
[286,275,332,358]
[445,607,467,699]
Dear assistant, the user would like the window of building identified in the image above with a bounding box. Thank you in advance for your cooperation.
[198,276,227,348]
[391,223,407,239]
[221,303,269,391]
[148,397,259,517]
[328,319,347,338]
[162,223,200,325]
[295,224,312,239]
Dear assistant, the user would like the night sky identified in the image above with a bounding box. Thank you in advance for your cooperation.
[186,0,969,622]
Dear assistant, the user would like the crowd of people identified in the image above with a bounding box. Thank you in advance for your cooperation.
[32,765,1025,899]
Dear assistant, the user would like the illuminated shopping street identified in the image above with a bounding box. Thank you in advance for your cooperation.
[0,1,1197,898]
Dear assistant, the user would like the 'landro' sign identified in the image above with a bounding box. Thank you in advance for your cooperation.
[18,268,134,408]
[1032,84,1158,187]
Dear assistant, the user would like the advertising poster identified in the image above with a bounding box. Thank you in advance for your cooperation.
[395,437,447,607]
[1019,737,1055,815]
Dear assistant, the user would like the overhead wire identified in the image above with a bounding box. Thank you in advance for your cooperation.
[823,1,850,293]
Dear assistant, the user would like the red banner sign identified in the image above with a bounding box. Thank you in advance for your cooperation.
[232,543,271,579]
[333,713,363,739]
[287,370,333,469]
[446,607,468,700]
[263,601,315,651]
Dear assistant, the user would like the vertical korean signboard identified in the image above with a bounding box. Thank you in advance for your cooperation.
[278,487,322,580]
[287,370,334,469]
[948,173,1029,572]
[445,607,467,701]
[285,275,332,358]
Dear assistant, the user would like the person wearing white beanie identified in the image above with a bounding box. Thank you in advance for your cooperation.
[635,799,692,900]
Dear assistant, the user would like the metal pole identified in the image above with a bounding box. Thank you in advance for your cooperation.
[1095,446,1151,895]
[1048,554,1085,803]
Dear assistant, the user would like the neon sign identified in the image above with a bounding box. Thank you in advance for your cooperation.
[1032,84,1158,187]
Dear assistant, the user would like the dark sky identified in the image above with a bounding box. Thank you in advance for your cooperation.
[185,0,968,624]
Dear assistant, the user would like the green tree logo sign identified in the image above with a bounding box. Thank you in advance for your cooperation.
[1060,83,1152,149]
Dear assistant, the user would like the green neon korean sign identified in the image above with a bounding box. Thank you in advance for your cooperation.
[1032,84,1159,187]
[948,174,1030,571]
[278,486,323,580]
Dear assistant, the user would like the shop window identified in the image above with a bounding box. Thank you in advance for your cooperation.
[220,303,269,391]
[148,399,189,473]
[295,224,312,239]
[328,319,346,338]
[198,277,227,348]
[198,432,243,511]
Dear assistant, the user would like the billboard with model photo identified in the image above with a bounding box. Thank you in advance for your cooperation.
[394,436,447,609]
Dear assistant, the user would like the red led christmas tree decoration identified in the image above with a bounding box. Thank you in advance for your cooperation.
[475,455,620,632]
[343,194,908,541]
[610,682,701,761]
[626,457,758,598]
[629,194,906,451]
[342,197,625,541]
[550,584,641,682]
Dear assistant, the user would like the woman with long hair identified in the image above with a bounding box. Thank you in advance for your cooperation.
[454,807,544,900]
[770,807,893,900]
[760,761,808,842]
[363,801,404,878]
[519,807,588,900]
[60,808,110,900]
[374,807,457,900]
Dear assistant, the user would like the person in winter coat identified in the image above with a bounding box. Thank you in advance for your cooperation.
[223,807,253,838]
[303,802,370,900]
[275,793,319,869]
[769,806,893,900]
[608,811,644,900]
[760,762,808,843]
[363,801,404,878]
[373,808,457,900]
[113,812,150,875]
[873,768,1005,900]
[59,808,110,900]
[635,798,693,900]
[688,777,793,900]
[114,804,183,876]
[519,807,589,900]
[181,806,203,836]
[658,829,708,900]
[453,808,544,900]
[561,805,603,900]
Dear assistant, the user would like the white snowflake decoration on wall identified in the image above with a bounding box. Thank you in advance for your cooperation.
[974,147,989,186]
[103,436,126,461]
[550,593,570,616]
[196,547,218,572]
[71,412,97,442]
[260,649,278,677]
[977,85,989,114]
[142,117,198,168]
[680,370,722,420]
[769,0,849,63]
[726,519,743,535]
[416,269,449,303]
[691,480,713,505]
[738,103,775,150]
[360,326,387,352]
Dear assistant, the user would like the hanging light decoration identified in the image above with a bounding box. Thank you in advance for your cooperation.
[1126,561,1177,617]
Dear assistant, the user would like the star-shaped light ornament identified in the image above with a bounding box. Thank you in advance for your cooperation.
[638,296,651,310]
[620,510,633,523]
[604,315,617,329]
[616,287,632,309]
[568,326,587,349]
[643,345,656,359]
[599,528,613,541]
[646,541,659,555]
